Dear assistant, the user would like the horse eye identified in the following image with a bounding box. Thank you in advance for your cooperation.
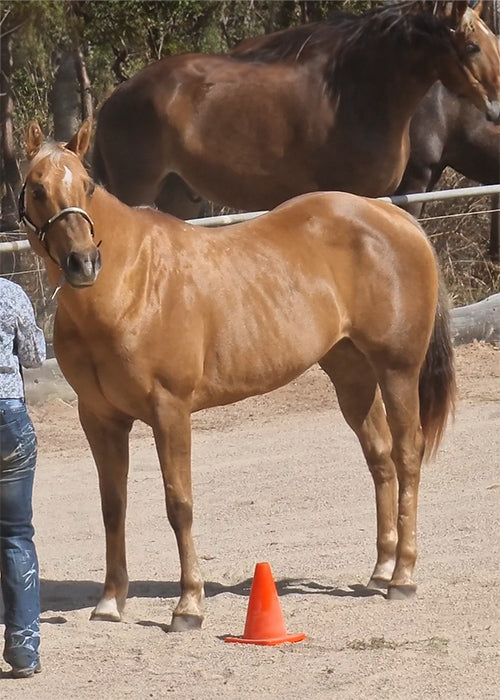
[87,180,95,197]
[465,42,480,55]
[32,184,46,201]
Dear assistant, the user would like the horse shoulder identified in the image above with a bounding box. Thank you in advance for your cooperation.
[53,304,115,410]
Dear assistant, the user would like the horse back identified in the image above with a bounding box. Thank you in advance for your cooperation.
[94,53,329,210]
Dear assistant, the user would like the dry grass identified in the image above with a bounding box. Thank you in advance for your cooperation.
[420,169,499,307]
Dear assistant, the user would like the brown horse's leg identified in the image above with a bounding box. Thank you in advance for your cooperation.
[376,366,425,600]
[152,395,204,631]
[78,403,132,621]
[319,340,398,591]
[155,173,206,219]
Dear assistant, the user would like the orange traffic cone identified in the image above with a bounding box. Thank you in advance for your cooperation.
[225,562,306,646]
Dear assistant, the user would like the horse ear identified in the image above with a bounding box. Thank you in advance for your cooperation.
[25,120,44,160]
[66,119,93,160]
[452,2,476,33]
[470,0,483,16]
[427,1,467,21]
[450,0,468,23]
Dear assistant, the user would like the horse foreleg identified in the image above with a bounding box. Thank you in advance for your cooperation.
[78,403,132,621]
[377,367,425,600]
[153,395,204,631]
[155,173,206,219]
[319,341,398,591]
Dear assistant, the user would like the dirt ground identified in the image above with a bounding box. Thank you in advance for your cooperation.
[1,342,499,699]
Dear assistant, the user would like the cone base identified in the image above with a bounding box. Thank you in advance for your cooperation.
[225,632,306,646]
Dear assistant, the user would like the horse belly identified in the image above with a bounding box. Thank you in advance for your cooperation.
[193,289,343,410]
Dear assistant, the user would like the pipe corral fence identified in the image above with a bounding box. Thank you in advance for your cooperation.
[1,183,500,251]
[1,183,499,356]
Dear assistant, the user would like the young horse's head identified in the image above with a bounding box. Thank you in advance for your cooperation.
[439,1,500,122]
[21,120,101,288]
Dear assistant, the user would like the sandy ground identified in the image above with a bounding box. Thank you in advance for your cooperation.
[1,342,499,699]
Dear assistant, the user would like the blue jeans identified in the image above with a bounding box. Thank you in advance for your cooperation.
[0,399,40,671]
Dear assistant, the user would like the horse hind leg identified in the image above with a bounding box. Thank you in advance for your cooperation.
[319,340,398,592]
[375,363,426,600]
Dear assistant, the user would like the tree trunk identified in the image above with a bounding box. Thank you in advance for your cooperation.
[75,49,93,123]
[450,294,500,346]
[51,49,94,143]
[0,31,22,232]
[51,50,81,142]
[480,0,499,33]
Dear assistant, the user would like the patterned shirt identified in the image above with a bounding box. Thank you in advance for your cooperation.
[0,278,46,398]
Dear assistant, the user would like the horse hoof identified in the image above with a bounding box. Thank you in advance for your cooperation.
[367,577,390,591]
[170,614,203,632]
[90,599,122,622]
[387,584,417,600]
[90,609,121,622]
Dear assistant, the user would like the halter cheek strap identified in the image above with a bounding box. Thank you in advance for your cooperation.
[18,182,95,243]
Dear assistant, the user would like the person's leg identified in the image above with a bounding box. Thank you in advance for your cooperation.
[0,400,40,677]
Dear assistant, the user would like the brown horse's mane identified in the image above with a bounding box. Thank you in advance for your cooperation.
[230,2,454,77]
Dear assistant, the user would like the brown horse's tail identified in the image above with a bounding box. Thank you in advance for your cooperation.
[419,273,456,461]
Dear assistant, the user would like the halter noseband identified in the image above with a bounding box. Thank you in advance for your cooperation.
[18,182,95,244]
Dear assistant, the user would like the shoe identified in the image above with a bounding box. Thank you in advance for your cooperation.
[10,661,42,679]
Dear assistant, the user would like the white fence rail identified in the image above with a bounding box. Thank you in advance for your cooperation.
[1,183,499,253]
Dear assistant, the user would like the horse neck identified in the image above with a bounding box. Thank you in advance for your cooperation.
[89,186,138,246]
[335,49,438,134]
[444,106,500,182]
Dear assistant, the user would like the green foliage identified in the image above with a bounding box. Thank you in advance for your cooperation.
[4,1,68,133]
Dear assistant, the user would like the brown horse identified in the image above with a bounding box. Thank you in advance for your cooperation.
[22,121,455,631]
[396,79,500,260]
[93,1,500,218]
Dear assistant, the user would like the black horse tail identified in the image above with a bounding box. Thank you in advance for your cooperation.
[419,272,456,460]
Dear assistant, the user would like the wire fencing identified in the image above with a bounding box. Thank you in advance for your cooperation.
[1,178,499,354]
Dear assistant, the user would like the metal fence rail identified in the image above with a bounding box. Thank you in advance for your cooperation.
[1,183,499,253]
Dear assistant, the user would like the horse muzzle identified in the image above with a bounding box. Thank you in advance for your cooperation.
[63,248,102,287]
[485,99,500,125]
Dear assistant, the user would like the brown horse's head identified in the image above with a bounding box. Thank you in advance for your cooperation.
[437,1,500,123]
[22,120,102,287]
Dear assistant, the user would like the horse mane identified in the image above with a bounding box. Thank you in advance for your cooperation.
[31,140,92,176]
[230,2,454,72]
[30,142,66,167]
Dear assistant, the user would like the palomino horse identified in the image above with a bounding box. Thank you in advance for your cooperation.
[22,121,456,630]
[93,1,500,218]
[397,80,500,261]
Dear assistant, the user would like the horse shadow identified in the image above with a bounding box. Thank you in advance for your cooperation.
[40,576,383,628]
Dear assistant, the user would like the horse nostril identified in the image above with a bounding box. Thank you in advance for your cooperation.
[485,100,500,124]
[66,250,99,279]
